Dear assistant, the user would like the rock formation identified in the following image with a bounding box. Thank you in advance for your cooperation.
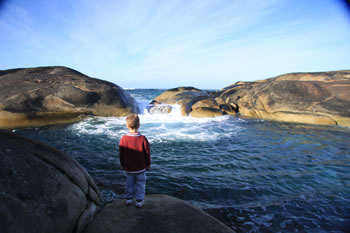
[151,70,350,126]
[151,87,236,117]
[85,194,234,233]
[220,70,350,127]
[152,86,202,104]
[0,130,103,233]
[0,66,138,129]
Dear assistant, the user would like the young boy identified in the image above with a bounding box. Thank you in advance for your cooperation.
[119,114,151,208]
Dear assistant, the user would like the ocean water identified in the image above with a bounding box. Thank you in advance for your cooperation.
[17,89,350,233]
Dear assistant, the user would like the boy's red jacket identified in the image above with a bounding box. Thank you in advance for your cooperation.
[119,132,151,173]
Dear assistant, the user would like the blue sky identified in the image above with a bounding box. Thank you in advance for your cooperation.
[0,0,349,89]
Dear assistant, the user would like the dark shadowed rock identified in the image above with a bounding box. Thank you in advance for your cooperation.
[220,70,350,127]
[0,66,138,129]
[219,104,238,116]
[0,130,102,233]
[85,194,235,233]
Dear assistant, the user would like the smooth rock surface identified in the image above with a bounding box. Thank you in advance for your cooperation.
[190,107,225,118]
[220,70,350,127]
[152,87,226,117]
[0,66,138,129]
[192,98,220,109]
[0,130,102,233]
[85,194,235,233]
[153,86,202,104]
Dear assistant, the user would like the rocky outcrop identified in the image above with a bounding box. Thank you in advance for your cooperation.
[151,87,237,117]
[0,130,103,233]
[0,131,235,233]
[220,70,350,127]
[152,87,203,104]
[85,194,234,233]
[151,71,350,126]
[0,66,138,129]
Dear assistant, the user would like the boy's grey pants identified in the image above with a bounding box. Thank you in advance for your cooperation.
[125,171,146,201]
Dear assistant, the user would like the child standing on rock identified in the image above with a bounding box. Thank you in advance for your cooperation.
[119,114,151,208]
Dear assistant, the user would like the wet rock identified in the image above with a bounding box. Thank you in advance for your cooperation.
[220,70,350,127]
[0,130,102,233]
[0,66,138,129]
[85,194,235,233]
[148,104,172,114]
[152,87,224,117]
[153,87,209,115]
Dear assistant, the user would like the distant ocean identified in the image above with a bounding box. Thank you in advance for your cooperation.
[17,89,350,233]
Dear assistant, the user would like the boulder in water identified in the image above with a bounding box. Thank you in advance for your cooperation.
[0,66,138,129]
[152,87,226,117]
[153,86,202,104]
[0,130,103,233]
[220,70,350,127]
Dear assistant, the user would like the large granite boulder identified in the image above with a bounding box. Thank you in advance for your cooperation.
[85,194,235,233]
[0,66,138,129]
[0,130,103,233]
[220,70,350,127]
[152,87,232,117]
[152,86,203,104]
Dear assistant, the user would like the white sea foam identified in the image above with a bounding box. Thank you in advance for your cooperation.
[70,93,244,142]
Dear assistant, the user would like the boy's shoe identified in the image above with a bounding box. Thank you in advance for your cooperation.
[135,200,144,208]
[126,198,133,206]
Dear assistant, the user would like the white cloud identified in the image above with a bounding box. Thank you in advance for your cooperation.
[0,0,349,88]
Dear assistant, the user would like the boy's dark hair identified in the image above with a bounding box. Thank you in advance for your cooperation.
[126,114,140,129]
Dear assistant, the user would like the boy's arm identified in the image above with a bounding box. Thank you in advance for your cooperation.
[143,137,151,169]
[119,138,125,170]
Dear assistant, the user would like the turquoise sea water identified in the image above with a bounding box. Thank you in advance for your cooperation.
[17,89,350,232]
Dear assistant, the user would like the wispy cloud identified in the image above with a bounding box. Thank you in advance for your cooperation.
[0,0,349,88]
